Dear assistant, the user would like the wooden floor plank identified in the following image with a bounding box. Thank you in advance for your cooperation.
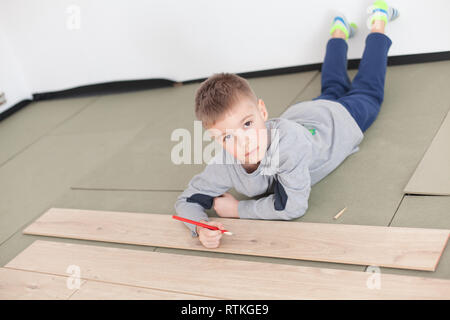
[0,267,84,300]
[0,267,211,300]
[6,240,450,300]
[23,208,450,271]
[69,280,216,300]
[404,109,450,195]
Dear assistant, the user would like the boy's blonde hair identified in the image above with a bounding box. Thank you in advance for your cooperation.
[194,72,258,129]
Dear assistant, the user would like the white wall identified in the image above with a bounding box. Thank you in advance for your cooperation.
[0,27,31,114]
[0,0,449,113]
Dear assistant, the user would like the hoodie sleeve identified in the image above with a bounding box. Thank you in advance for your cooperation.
[174,161,232,237]
[237,126,313,220]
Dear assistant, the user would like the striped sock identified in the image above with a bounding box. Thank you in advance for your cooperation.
[366,0,400,29]
[329,13,357,40]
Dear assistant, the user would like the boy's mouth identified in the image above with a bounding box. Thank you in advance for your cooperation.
[245,146,259,157]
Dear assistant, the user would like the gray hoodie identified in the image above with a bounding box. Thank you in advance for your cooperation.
[174,99,364,237]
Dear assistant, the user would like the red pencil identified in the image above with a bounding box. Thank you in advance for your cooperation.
[172,215,233,235]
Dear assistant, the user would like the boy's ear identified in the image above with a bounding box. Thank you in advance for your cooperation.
[258,99,268,121]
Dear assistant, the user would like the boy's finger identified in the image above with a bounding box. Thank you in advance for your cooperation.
[203,240,219,247]
[210,221,223,229]
[209,221,225,230]
[205,232,222,240]
[206,229,222,237]
[208,221,220,227]
[205,235,221,243]
[207,242,220,248]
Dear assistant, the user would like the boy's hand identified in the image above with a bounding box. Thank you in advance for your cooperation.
[197,220,225,248]
[213,192,239,218]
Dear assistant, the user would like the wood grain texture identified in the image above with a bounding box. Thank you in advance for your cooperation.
[404,109,450,195]
[0,267,84,299]
[69,281,215,300]
[6,240,450,300]
[23,208,450,271]
[0,267,212,300]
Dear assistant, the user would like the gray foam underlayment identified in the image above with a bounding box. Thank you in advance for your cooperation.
[70,71,319,191]
[0,61,449,280]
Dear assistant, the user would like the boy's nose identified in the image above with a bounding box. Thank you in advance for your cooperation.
[236,135,250,150]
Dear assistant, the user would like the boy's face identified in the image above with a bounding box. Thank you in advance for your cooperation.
[207,97,269,165]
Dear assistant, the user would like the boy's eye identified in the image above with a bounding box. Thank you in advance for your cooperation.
[244,121,253,128]
[223,134,232,142]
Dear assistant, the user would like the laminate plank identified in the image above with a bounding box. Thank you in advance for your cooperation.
[6,240,450,299]
[69,280,216,300]
[24,208,450,271]
[0,267,210,300]
[0,267,84,299]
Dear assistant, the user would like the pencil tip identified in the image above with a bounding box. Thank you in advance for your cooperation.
[224,232,233,236]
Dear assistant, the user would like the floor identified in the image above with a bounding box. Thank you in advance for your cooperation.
[1,60,450,284]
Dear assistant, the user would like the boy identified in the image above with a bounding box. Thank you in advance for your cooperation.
[175,1,399,248]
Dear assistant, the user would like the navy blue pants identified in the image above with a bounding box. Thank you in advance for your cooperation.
[313,32,392,132]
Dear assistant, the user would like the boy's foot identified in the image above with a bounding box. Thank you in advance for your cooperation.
[329,13,357,40]
[366,0,400,29]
